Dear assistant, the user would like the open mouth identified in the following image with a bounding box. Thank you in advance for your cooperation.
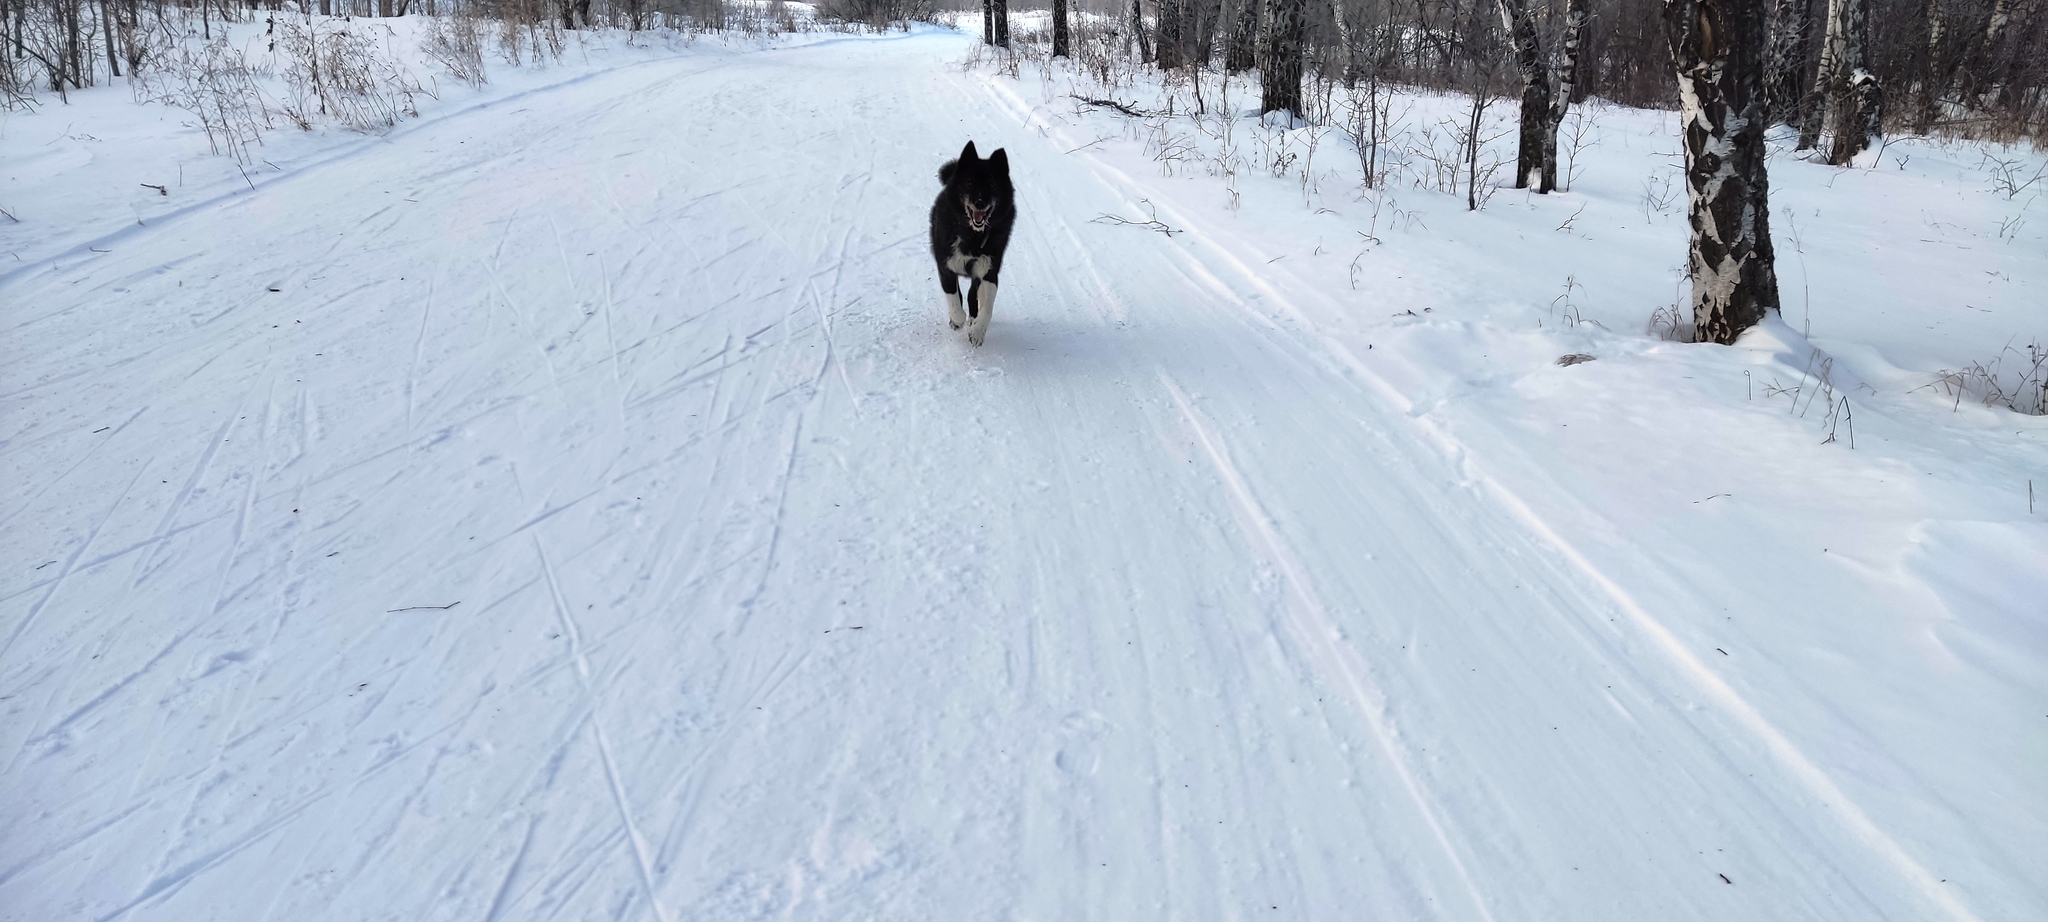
[966,206,991,231]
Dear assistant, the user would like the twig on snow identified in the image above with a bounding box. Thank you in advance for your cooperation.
[387,601,461,612]
[1092,200,1181,236]
[1071,95,1154,118]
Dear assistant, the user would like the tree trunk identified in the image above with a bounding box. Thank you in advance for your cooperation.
[1053,0,1070,57]
[1983,0,2022,47]
[1969,0,2024,104]
[1814,0,1877,163]
[1260,0,1304,116]
[1912,0,1950,130]
[1547,0,1590,191]
[99,0,118,78]
[1193,0,1223,66]
[992,0,1009,46]
[1795,0,1842,147]
[1829,68,1882,163]
[1495,0,1552,191]
[1329,0,1355,85]
[1157,0,1186,68]
[1466,81,1489,209]
[64,0,84,87]
[983,0,993,45]
[1664,0,1781,344]
[1225,0,1258,73]
[1765,0,1811,125]
[1133,0,1153,63]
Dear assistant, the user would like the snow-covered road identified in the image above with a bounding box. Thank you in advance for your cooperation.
[3,28,2037,921]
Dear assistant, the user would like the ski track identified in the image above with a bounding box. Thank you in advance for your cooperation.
[1160,374,1497,922]
[0,27,2032,922]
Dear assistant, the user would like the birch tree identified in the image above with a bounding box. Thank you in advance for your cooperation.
[1548,0,1589,188]
[1664,0,1782,344]
[1798,0,1878,161]
[1968,0,2027,105]
[1764,0,1812,124]
[1495,0,1587,193]
[1193,0,1224,65]
[1496,0,1552,190]
[1226,0,1259,72]
[1329,0,1356,84]
[1261,0,1306,116]
[96,0,113,78]
[1911,0,1951,129]
[1158,0,1189,68]
[1133,0,1153,62]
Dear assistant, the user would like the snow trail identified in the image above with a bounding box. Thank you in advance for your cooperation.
[2,27,2036,922]
[986,71,1981,922]
[1161,375,1496,922]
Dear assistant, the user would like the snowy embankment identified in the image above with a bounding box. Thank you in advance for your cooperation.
[3,20,2045,922]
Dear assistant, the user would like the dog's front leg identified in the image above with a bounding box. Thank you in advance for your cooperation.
[947,290,967,331]
[967,280,997,347]
[939,271,966,330]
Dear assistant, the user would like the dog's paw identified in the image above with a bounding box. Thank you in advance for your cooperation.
[967,327,986,347]
[949,318,963,330]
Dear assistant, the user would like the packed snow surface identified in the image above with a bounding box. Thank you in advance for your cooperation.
[4,22,2045,922]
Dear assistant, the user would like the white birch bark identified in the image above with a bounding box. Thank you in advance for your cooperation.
[1329,0,1356,84]
[1766,0,1813,126]
[1665,0,1782,343]
[1494,0,1551,190]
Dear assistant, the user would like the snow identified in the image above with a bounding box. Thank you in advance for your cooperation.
[4,20,2045,922]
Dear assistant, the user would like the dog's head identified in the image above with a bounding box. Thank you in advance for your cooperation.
[942,141,1011,233]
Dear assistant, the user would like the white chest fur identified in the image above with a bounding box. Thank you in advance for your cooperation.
[945,245,992,280]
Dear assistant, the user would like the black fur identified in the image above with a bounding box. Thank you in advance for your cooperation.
[929,141,1016,344]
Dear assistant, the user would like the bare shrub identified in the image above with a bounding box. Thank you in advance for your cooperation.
[1978,151,2047,200]
[421,11,489,88]
[1407,109,1507,208]
[136,36,273,163]
[2,45,37,110]
[1639,169,1680,218]
[1559,100,1604,192]
[674,0,731,32]
[1068,17,1142,92]
[814,0,936,31]
[1341,79,1410,190]
[1931,339,2048,415]
[466,0,565,66]
[275,16,426,133]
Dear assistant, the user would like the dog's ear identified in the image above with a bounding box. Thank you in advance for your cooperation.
[987,148,1009,175]
[959,141,979,163]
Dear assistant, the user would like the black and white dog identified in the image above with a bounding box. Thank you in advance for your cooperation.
[929,141,1016,347]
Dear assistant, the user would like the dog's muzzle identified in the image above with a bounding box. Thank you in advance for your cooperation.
[966,205,991,232]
